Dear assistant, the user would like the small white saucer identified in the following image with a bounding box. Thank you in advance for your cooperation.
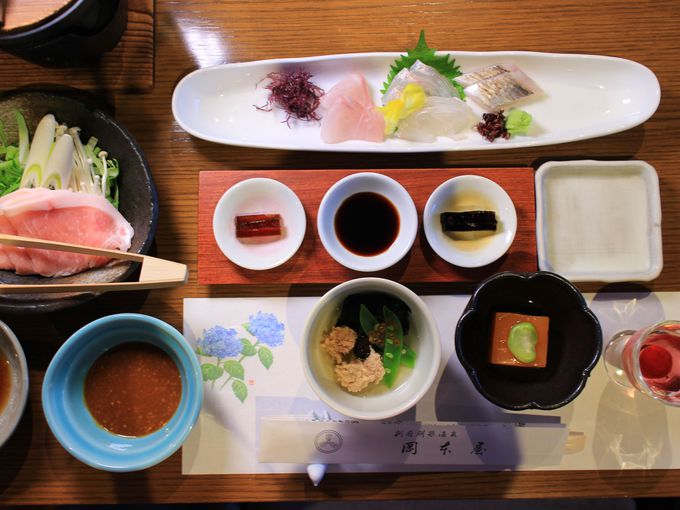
[317,172,418,272]
[535,160,662,282]
[423,175,517,268]
[212,178,306,270]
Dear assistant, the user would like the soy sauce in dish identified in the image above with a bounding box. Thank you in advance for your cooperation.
[84,342,182,437]
[335,192,399,256]
[0,351,10,413]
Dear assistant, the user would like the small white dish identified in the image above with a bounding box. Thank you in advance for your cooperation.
[172,51,660,153]
[0,320,29,448]
[212,178,306,270]
[301,277,441,420]
[317,173,417,272]
[535,160,662,282]
[423,175,517,267]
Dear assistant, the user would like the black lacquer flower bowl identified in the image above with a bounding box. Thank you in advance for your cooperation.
[455,271,602,411]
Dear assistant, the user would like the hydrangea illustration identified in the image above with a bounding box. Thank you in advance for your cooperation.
[247,311,285,347]
[197,326,241,359]
[197,311,286,403]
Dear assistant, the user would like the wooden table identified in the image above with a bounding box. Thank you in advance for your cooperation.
[2,0,680,504]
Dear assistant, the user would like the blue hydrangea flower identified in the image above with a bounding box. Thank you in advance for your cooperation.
[197,326,241,358]
[247,312,285,347]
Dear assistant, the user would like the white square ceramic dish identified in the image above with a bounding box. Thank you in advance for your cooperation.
[535,160,662,282]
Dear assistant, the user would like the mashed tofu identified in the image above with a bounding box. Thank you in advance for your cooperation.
[321,326,357,363]
[334,348,385,393]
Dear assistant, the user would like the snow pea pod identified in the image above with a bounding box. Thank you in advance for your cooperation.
[359,304,379,336]
[382,306,403,387]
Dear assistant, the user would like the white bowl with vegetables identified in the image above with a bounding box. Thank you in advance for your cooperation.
[301,277,441,420]
[0,91,157,313]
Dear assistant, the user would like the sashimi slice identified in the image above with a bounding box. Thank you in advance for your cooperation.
[0,188,134,277]
[321,73,374,110]
[320,74,385,144]
[321,96,385,144]
[382,60,459,103]
[396,97,478,142]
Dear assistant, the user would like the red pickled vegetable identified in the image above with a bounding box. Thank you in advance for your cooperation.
[235,214,282,238]
[639,344,673,379]
[256,69,324,125]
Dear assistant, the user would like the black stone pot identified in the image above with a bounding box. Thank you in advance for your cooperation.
[0,90,158,314]
[0,0,128,67]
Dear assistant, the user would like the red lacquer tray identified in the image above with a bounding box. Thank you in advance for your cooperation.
[198,168,537,285]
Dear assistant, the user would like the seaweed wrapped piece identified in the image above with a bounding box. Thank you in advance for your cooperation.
[440,211,497,232]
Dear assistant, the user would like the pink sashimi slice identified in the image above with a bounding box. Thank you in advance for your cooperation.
[321,73,374,110]
[0,188,134,277]
[320,74,385,144]
[321,96,385,144]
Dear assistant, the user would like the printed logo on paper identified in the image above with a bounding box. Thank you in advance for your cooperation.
[315,430,343,454]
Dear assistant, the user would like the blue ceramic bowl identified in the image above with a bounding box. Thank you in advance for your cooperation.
[42,314,202,472]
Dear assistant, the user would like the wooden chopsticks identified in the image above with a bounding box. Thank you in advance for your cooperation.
[0,234,187,294]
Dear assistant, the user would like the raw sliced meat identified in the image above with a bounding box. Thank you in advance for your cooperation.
[0,188,134,277]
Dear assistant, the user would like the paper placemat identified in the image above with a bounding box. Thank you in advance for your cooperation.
[182,292,680,474]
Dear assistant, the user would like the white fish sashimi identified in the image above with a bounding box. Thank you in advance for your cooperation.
[396,97,478,143]
[382,60,459,103]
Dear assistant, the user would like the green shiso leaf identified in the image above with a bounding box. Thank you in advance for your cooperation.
[382,30,464,98]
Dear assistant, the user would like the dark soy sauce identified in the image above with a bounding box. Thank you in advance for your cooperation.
[334,192,400,256]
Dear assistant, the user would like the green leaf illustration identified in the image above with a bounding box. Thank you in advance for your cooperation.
[258,346,274,369]
[201,362,224,382]
[232,380,248,403]
[195,345,204,356]
[224,359,245,380]
[240,338,257,357]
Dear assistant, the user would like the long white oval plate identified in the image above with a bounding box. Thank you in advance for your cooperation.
[172,52,660,153]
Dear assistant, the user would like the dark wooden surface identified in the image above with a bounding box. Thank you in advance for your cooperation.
[198,168,537,284]
[2,0,680,504]
[0,0,154,91]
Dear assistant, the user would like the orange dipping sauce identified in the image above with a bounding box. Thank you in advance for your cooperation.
[0,351,10,413]
[84,342,182,437]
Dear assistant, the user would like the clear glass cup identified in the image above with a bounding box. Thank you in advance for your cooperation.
[604,320,680,406]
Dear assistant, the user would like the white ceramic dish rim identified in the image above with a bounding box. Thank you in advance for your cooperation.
[301,277,442,420]
[212,178,306,271]
[172,50,660,153]
[535,159,663,282]
[316,173,418,272]
[0,320,29,448]
[423,175,517,267]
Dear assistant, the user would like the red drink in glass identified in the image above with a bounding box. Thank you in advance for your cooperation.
[612,321,680,405]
